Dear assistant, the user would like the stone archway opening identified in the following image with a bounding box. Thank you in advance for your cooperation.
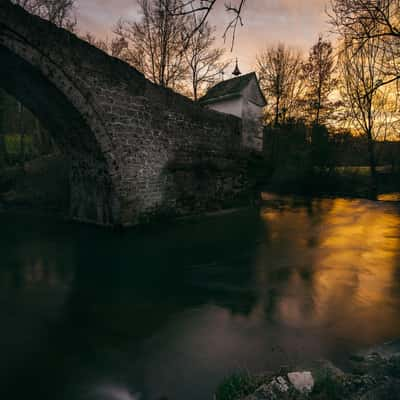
[0,87,70,215]
[0,45,117,225]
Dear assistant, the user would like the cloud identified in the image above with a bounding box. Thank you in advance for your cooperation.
[210,0,331,72]
[76,0,139,37]
[75,0,331,72]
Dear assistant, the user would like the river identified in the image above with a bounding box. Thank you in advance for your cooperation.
[1,195,400,400]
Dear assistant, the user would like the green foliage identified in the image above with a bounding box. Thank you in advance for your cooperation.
[4,134,33,155]
[214,370,260,400]
[312,372,344,400]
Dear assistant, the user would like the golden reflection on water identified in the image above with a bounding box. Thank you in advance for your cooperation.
[378,192,400,202]
[259,197,400,347]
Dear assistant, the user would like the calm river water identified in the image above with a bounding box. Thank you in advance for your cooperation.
[1,195,400,400]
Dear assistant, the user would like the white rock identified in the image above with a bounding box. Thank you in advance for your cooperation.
[274,376,289,392]
[287,371,314,393]
[255,376,289,397]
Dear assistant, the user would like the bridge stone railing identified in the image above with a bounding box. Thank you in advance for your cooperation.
[0,1,249,226]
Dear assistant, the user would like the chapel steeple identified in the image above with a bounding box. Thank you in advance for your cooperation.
[232,58,241,76]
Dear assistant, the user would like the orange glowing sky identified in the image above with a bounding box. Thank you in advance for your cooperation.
[76,0,331,73]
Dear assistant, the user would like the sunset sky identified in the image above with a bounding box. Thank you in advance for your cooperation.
[77,0,331,73]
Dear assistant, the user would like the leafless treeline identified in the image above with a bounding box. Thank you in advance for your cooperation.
[112,0,229,98]
[330,0,400,184]
[12,0,230,99]
[12,0,76,30]
[11,0,400,138]
[256,37,338,127]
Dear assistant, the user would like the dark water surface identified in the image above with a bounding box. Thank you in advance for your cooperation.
[1,196,400,400]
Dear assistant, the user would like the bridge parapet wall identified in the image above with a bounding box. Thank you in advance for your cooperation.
[0,1,248,226]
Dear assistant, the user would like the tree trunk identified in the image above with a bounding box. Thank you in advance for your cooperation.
[367,131,377,199]
[193,80,198,101]
[274,96,280,126]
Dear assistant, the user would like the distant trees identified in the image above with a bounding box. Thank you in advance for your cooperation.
[12,0,77,30]
[303,36,337,125]
[82,33,128,58]
[256,44,305,126]
[256,38,338,128]
[329,0,400,190]
[339,37,393,189]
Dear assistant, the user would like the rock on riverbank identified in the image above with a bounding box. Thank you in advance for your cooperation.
[216,341,400,400]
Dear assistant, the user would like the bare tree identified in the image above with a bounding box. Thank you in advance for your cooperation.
[82,33,128,58]
[303,35,337,125]
[82,33,109,53]
[114,0,189,90]
[184,20,229,100]
[162,0,246,49]
[12,0,77,30]
[329,0,400,91]
[256,43,305,126]
[339,36,395,190]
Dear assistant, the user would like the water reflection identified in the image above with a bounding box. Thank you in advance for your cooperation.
[258,198,400,350]
[378,192,400,202]
[1,198,400,400]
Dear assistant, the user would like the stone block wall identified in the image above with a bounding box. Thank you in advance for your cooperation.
[0,2,250,226]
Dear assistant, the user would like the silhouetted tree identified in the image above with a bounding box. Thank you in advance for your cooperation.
[82,33,128,58]
[256,43,305,126]
[329,0,400,91]
[162,0,246,49]
[339,36,394,192]
[184,19,229,100]
[303,36,337,125]
[114,0,189,90]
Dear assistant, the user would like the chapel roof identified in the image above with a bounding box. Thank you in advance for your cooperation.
[199,72,266,106]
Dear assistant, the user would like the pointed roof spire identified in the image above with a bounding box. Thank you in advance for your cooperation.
[232,58,241,76]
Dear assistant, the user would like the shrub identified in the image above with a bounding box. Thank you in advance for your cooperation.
[214,370,260,400]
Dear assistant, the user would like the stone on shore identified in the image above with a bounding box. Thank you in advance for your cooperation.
[287,371,314,393]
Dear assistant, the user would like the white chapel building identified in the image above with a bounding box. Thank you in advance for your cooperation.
[199,63,266,152]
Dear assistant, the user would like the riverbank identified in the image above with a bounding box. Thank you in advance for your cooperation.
[261,167,400,200]
[1,155,400,223]
[215,341,400,400]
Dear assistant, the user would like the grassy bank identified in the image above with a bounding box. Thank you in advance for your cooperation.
[215,343,400,400]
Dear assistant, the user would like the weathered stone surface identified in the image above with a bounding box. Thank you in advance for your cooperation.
[251,377,292,400]
[287,372,314,393]
[0,1,250,226]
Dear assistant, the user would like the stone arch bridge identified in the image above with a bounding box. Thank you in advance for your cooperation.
[0,1,250,227]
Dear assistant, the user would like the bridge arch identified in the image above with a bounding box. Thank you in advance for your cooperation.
[0,1,247,227]
[0,2,121,225]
